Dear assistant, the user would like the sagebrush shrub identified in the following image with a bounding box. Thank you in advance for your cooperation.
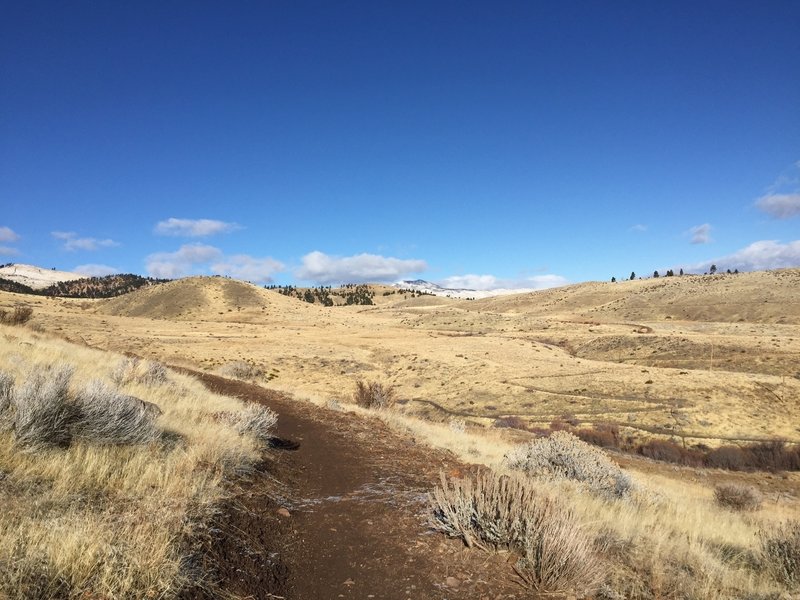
[0,371,12,430]
[0,306,33,326]
[353,380,395,409]
[11,363,76,449]
[72,380,161,445]
[504,431,633,499]
[218,360,263,380]
[222,404,277,443]
[760,520,800,587]
[111,357,168,386]
[713,483,762,512]
[429,470,603,593]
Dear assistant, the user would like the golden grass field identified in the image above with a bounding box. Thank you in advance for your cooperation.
[1,268,799,598]
[7,269,798,446]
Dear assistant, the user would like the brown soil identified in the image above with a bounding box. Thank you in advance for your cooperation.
[181,372,530,600]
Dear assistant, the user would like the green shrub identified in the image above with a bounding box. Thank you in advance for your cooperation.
[504,431,633,499]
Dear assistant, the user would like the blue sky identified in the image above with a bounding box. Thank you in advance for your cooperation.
[1,1,798,289]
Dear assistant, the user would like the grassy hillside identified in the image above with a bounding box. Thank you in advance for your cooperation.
[0,324,276,598]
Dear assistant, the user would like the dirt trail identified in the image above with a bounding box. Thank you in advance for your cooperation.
[186,372,525,600]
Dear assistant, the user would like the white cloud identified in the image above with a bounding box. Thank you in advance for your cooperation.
[145,244,223,278]
[210,255,284,284]
[440,273,569,291]
[296,251,427,284]
[688,223,712,245]
[441,274,501,290]
[73,264,120,277]
[629,224,648,232]
[145,244,283,282]
[0,226,20,243]
[756,193,800,219]
[52,231,119,252]
[689,240,800,273]
[0,246,19,256]
[154,218,240,237]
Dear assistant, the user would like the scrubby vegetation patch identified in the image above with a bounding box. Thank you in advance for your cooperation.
[504,431,634,499]
[430,469,604,594]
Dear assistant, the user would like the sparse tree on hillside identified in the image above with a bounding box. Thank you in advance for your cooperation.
[710,264,717,274]
[679,268,684,276]
[630,272,636,281]
[653,271,659,278]
[611,277,616,283]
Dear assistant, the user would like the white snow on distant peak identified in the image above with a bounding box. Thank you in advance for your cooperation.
[392,279,537,299]
[0,263,87,289]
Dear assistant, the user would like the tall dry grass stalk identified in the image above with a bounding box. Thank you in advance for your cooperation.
[0,325,276,598]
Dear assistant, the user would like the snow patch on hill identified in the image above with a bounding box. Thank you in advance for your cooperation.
[0,263,87,289]
[393,279,538,299]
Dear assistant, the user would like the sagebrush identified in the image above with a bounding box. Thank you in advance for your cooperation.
[760,520,800,588]
[430,469,603,594]
[714,483,762,512]
[353,380,395,409]
[504,431,633,499]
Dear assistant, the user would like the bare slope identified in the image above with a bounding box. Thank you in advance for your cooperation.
[473,269,800,324]
[97,276,321,321]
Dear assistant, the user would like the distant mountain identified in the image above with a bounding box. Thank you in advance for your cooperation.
[393,279,536,299]
[39,274,169,298]
[0,264,168,298]
[0,263,86,290]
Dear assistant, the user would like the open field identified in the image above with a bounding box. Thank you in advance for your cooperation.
[4,269,798,448]
[1,269,799,598]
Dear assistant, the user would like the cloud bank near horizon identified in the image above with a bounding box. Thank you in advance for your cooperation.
[145,244,283,283]
[295,251,427,284]
[688,239,800,273]
[439,273,569,291]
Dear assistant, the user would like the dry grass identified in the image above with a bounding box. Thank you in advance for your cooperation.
[430,470,604,594]
[0,324,275,598]
[760,519,800,588]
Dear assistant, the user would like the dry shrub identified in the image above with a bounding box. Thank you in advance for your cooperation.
[429,470,603,594]
[705,445,747,470]
[72,380,161,445]
[714,483,762,512]
[217,360,263,380]
[111,357,168,386]
[636,438,703,467]
[493,415,529,431]
[0,371,11,415]
[504,431,633,499]
[576,423,621,449]
[0,306,33,326]
[221,404,277,443]
[11,363,76,450]
[353,380,395,409]
[759,520,800,587]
